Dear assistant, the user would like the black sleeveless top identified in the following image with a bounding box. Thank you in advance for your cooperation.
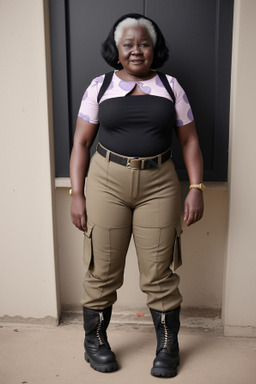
[98,72,176,157]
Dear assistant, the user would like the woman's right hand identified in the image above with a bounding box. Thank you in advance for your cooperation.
[69,119,99,232]
[70,194,87,232]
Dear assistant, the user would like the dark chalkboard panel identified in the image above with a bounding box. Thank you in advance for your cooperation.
[49,0,234,181]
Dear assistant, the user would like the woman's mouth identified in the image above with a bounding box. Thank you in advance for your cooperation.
[130,59,144,64]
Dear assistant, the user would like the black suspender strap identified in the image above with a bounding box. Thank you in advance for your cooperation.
[157,71,176,104]
[97,71,114,103]
[97,71,175,104]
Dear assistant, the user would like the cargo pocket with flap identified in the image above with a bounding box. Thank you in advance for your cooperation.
[83,223,94,271]
[170,220,183,271]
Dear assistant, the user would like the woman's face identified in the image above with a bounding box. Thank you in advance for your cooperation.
[117,25,154,77]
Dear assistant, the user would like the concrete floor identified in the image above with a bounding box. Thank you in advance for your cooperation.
[1,314,256,384]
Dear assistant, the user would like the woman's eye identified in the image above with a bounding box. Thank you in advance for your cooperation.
[124,44,132,48]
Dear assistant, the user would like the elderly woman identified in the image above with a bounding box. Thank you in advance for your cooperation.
[70,13,204,378]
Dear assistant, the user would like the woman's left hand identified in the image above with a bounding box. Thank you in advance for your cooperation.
[183,189,204,226]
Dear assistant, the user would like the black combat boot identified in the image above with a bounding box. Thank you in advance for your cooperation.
[83,306,118,372]
[150,306,180,377]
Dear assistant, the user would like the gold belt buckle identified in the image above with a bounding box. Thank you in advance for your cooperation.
[126,158,141,169]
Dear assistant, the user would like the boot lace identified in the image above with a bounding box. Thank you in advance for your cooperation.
[96,312,106,346]
[160,313,173,350]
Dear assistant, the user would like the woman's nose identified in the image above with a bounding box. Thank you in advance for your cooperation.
[131,45,142,54]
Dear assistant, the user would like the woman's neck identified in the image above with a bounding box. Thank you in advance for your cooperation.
[115,69,156,82]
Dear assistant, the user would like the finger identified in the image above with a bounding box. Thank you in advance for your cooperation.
[183,207,189,223]
[184,216,191,226]
[72,216,84,231]
[81,215,87,232]
[185,215,193,226]
[193,215,198,222]
[193,210,203,223]
[186,211,197,226]
[74,220,81,230]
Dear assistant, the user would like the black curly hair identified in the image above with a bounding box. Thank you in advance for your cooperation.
[101,13,169,70]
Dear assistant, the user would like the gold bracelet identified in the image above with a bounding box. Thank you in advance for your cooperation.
[189,183,205,191]
[69,188,72,196]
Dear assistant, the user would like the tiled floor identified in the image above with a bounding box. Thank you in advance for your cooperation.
[1,314,256,384]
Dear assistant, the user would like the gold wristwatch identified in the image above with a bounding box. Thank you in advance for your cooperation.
[189,183,205,191]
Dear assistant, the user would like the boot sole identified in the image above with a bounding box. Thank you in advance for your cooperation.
[84,353,119,373]
[151,367,177,378]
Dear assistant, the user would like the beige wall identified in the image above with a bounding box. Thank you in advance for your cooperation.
[0,0,59,322]
[0,0,256,336]
[223,0,256,337]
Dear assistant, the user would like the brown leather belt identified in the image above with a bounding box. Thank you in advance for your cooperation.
[97,143,172,170]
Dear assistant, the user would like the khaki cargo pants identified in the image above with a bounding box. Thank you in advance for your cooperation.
[81,149,183,312]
